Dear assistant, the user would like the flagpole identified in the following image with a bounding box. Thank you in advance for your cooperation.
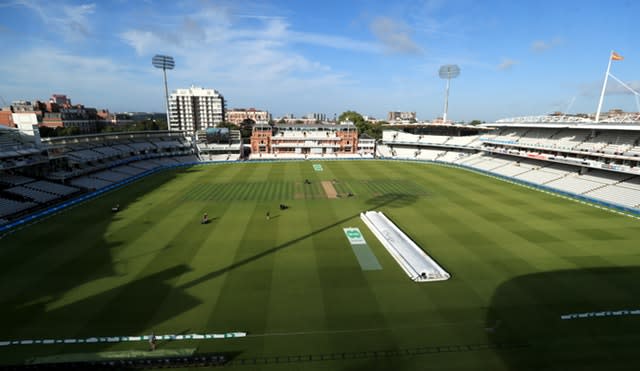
[595,50,613,123]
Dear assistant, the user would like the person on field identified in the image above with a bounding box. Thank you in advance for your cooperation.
[266,211,270,220]
[149,332,157,351]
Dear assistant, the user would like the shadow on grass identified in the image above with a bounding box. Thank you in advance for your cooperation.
[364,193,418,209]
[0,168,207,364]
[178,193,409,290]
[487,267,640,370]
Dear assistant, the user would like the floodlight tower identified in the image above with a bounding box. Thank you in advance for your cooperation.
[438,64,460,124]
[152,55,175,130]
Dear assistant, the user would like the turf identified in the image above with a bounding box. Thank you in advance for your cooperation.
[1,160,640,370]
[26,348,195,364]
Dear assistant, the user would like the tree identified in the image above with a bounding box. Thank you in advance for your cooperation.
[238,119,255,140]
[366,121,383,139]
[338,111,365,127]
[338,110,368,136]
[469,120,483,125]
[219,121,239,130]
[337,111,383,140]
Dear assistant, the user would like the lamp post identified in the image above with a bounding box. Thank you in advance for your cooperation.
[152,55,175,130]
[438,64,460,124]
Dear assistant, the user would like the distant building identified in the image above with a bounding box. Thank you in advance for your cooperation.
[226,108,270,125]
[250,122,359,156]
[0,109,14,128]
[388,111,417,122]
[275,115,331,125]
[304,113,327,121]
[1,94,112,134]
[41,106,99,134]
[50,94,71,107]
[0,101,45,128]
[169,86,225,131]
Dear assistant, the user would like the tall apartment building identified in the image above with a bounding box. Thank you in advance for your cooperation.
[169,85,225,132]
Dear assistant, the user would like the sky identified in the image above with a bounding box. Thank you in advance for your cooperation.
[0,0,639,121]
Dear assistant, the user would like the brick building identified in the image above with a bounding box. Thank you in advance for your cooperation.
[250,122,358,156]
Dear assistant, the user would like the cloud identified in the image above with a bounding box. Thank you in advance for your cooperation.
[0,47,157,110]
[578,79,640,97]
[5,0,95,41]
[604,80,640,95]
[62,3,95,37]
[531,37,563,53]
[497,58,517,71]
[370,17,423,55]
[115,7,363,114]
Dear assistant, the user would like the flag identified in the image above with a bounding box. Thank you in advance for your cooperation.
[611,52,624,61]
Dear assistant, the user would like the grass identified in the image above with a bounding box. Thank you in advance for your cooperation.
[1,160,640,370]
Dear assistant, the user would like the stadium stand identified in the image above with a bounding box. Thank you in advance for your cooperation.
[490,159,544,178]
[69,176,114,190]
[585,185,640,208]
[0,197,37,218]
[25,180,79,196]
[617,176,640,190]
[5,118,640,227]
[5,185,59,203]
[545,176,606,194]
[0,174,35,186]
[445,135,480,147]
[111,165,147,176]
[0,129,202,222]
[415,149,446,161]
[437,151,464,162]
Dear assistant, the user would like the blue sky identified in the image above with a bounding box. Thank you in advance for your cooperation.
[0,0,638,121]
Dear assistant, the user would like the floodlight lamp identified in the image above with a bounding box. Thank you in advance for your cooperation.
[438,64,460,79]
[152,55,175,70]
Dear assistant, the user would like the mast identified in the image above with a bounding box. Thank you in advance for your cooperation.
[595,51,614,123]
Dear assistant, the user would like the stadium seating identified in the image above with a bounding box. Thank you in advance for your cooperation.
[545,176,606,194]
[24,180,79,197]
[111,165,146,176]
[0,197,37,218]
[512,164,572,185]
[445,135,480,147]
[5,186,59,203]
[468,156,512,171]
[438,151,467,162]
[490,159,543,178]
[617,176,640,191]
[415,149,445,161]
[578,170,631,184]
[585,185,640,208]
[69,176,114,190]
[376,144,394,158]
[91,170,132,183]
[0,174,35,186]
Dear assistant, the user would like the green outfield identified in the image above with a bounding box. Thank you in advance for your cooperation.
[1,160,640,370]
